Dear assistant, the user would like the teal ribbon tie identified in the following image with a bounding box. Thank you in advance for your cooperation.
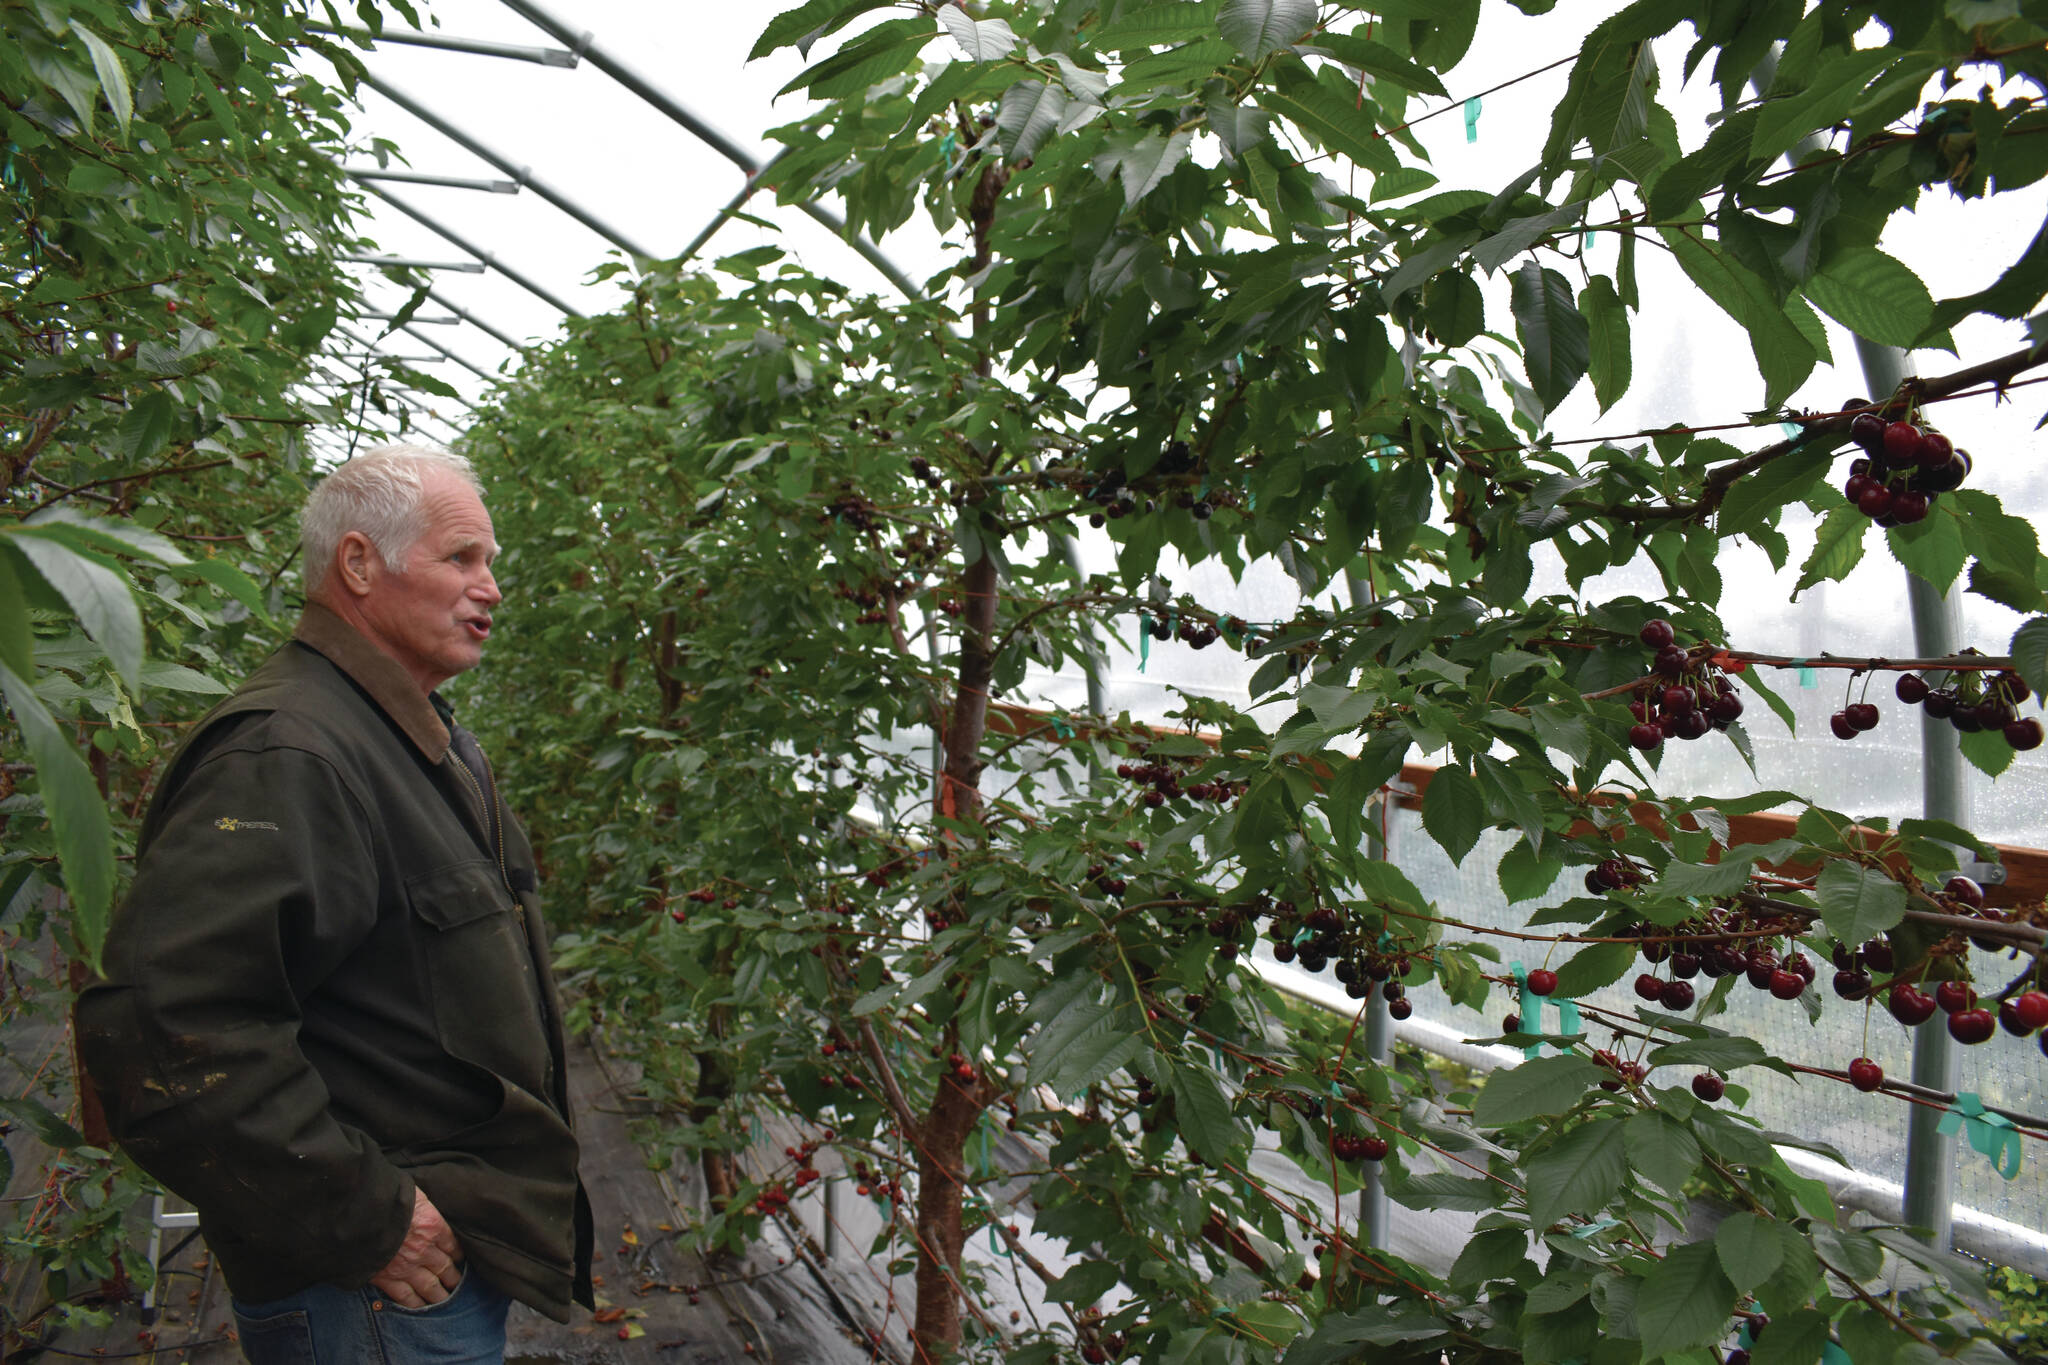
[1791,658,1819,689]
[1464,96,1482,142]
[1937,1092,2022,1180]
[1138,616,1151,672]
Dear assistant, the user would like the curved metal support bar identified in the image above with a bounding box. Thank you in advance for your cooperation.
[307,22,579,67]
[353,179,584,319]
[360,72,659,262]
[494,0,928,301]
[342,166,521,194]
[422,286,526,350]
[338,254,484,273]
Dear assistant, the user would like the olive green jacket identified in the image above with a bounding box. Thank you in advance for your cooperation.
[75,605,594,1319]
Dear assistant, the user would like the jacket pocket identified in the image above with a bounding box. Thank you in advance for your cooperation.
[405,860,549,1092]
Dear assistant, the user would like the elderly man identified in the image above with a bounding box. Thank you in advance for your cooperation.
[77,445,592,1363]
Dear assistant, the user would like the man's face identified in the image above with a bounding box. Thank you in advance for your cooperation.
[356,470,502,694]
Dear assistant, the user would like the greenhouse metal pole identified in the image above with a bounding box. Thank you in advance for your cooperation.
[306,21,581,67]
[423,287,526,350]
[360,73,660,262]
[355,180,585,318]
[1345,568,1393,1251]
[493,0,929,303]
[1853,338,1964,1251]
[1749,50,1962,1253]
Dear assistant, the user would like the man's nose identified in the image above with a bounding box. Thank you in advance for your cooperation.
[474,565,503,606]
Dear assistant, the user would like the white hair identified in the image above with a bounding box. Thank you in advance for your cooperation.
[301,444,482,596]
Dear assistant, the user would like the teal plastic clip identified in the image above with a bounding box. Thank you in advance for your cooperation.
[1509,961,1582,1058]
[1791,658,1819,688]
[1938,1093,2022,1179]
[1464,96,1482,143]
[1050,717,1075,739]
[1138,616,1152,673]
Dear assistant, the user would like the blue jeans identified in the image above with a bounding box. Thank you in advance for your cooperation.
[231,1265,511,1365]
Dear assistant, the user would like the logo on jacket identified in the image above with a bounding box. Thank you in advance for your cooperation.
[214,817,280,832]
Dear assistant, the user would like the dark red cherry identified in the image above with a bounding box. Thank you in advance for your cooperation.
[1845,703,1880,731]
[1895,674,1931,704]
[1882,421,1922,463]
[1830,712,1859,740]
[1847,1057,1884,1091]
[1948,1008,1996,1045]
[2008,718,2044,751]
[1891,489,1930,524]
[1639,618,1676,648]
[1850,412,1888,451]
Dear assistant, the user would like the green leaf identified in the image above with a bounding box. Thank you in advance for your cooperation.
[1626,1112,1701,1194]
[1094,127,1196,208]
[1511,262,1591,413]
[1714,1213,1787,1294]
[1794,504,1867,596]
[1660,227,1815,407]
[1498,836,1563,903]
[6,531,144,689]
[1285,1309,1451,1365]
[1752,1307,1832,1365]
[1635,1242,1737,1360]
[2009,617,2048,701]
[1959,725,2018,779]
[1803,247,1937,351]
[1886,504,1968,593]
[1814,860,1907,944]
[1658,856,1755,899]
[184,557,266,616]
[1421,764,1485,865]
[71,21,133,139]
[1029,1001,1145,1095]
[1307,32,1448,98]
[1170,1061,1239,1162]
[937,5,1018,61]
[997,79,1070,163]
[1719,440,1834,541]
[1093,2,1218,50]
[0,545,34,679]
[1552,941,1637,998]
[1750,49,1893,166]
[1647,1035,1773,1072]
[1473,1054,1603,1127]
[749,0,895,60]
[0,1095,89,1150]
[139,660,232,695]
[1046,1258,1121,1304]
[1524,1117,1627,1229]
[0,660,115,968]
[1218,0,1316,61]
[1447,1227,1534,1287]
[1581,275,1631,414]
[1259,82,1401,177]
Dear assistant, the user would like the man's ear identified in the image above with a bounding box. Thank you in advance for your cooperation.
[335,531,380,598]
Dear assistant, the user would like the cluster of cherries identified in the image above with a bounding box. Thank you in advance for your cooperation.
[1113,758,1240,808]
[1894,668,2042,750]
[1840,413,1969,525]
[1627,619,1745,752]
[1141,614,1224,649]
[848,1156,905,1204]
[1331,1132,1392,1162]
[1267,906,1418,1018]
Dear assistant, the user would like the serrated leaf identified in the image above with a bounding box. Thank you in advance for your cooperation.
[1029,1001,1145,1096]
[1218,0,1316,61]
[1814,859,1907,944]
[0,1095,89,1150]
[185,557,266,616]
[1886,504,1968,593]
[748,0,894,60]
[71,21,133,138]
[0,661,115,968]
[139,661,232,695]
[1421,764,1485,865]
[1581,274,1630,414]
[1626,1112,1701,1194]
[1660,227,1815,407]
[1804,247,1936,350]
[1959,725,2017,778]
[1657,855,1756,898]
[1636,1242,1737,1359]
[7,532,143,689]
[0,546,34,678]
[1551,941,1637,998]
[1525,1117,1627,1229]
[1094,127,1196,207]
[1794,504,1868,595]
[1259,82,1402,176]
[1170,1061,1239,1162]
[1719,440,1834,540]
[2009,617,2048,702]
[1473,1054,1603,1127]
[1511,262,1590,413]
[938,5,1019,62]
[1498,836,1563,903]
[1648,1035,1774,1071]
[997,79,1069,162]
[1714,1213,1787,1294]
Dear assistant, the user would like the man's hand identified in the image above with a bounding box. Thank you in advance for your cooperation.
[370,1187,465,1307]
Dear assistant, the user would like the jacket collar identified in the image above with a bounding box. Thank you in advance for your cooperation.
[294,602,452,762]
